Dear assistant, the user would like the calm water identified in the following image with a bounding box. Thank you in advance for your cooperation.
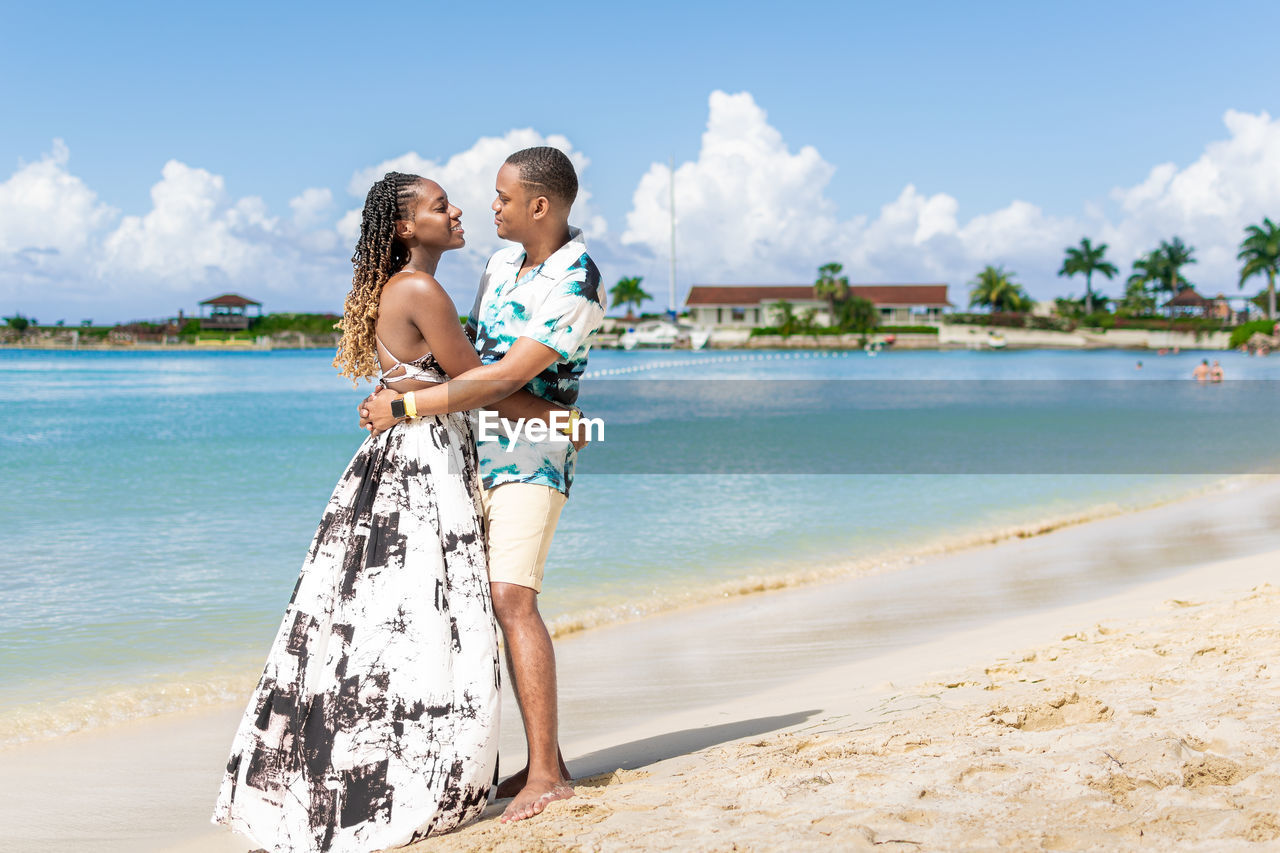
[1,346,1277,742]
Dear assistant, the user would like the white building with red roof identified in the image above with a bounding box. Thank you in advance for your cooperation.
[684,284,952,328]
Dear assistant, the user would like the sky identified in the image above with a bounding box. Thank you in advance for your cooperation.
[2,0,1280,323]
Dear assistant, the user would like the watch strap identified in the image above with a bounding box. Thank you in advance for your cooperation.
[560,406,582,435]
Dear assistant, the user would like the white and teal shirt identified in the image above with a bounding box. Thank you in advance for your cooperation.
[467,226,606,496]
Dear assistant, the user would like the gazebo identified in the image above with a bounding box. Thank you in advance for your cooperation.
[1161,287,1213,318]
[198,293,262,331]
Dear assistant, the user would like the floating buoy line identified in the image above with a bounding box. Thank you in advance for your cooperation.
[584,350,856,379]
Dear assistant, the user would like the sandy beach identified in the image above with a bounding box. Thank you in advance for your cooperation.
[3,477,1279,852]
[415,552,1280,852]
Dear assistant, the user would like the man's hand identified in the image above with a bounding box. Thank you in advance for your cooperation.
[358,386,399,436]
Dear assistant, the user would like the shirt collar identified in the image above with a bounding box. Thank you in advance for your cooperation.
[504,226,587,281]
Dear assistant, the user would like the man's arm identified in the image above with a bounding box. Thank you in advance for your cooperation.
[361,336,563,434]
[364,273,576,434]
[362,259,604,442]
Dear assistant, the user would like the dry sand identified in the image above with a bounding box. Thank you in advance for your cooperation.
[4,479,1279,852]
[413,553,1280,852]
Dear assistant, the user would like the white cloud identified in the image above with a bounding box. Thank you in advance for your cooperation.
[289,187,333,228]
[0,147,351,318]
[0,132,609,319]
[623,91,839,284]
[0,139,116,254]
[622,92,1280,305]
[621,91,1079,297]
[1100,108,1280,294]
[101,160,280,293]
[5,100,1280,321]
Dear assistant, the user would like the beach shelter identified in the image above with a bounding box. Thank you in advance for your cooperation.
[1161,288,1212,319]
[199,293,262,331]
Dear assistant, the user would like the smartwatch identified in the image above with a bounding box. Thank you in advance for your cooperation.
[390,396,407,420]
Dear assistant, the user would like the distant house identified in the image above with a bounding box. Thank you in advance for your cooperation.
[199,293,262,331]
[685,284,952,327]
[1160,287,1233,319]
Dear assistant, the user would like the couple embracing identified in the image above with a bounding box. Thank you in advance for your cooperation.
[212,147,605,852]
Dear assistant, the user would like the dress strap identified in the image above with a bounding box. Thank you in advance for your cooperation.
[377,335,439,383]
[375,335,405,374]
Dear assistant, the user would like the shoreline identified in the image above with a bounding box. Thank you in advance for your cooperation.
[2,474,1263,750]
[543,473,1264,639]
[2,474,1279,850]
[0,335,1247,353]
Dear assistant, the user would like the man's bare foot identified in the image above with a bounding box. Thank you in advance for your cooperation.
[494,766,527,801]
[500,777,574,823]
[495,750,571,800]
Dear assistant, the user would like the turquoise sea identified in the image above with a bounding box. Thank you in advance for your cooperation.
[2,346,1278,744]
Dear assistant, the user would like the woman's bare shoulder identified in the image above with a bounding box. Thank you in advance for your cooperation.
[384,269,446,295]
[382,271,459,324]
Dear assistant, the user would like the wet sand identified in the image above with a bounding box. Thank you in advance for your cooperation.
[2,477,1278,852]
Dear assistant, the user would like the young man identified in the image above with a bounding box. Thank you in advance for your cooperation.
[360,147,606,823]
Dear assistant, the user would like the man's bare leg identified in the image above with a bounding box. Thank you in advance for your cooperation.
[494,645,570,799]
[491,582,573,822]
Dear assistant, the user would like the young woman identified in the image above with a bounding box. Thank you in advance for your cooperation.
[212,172,566,852]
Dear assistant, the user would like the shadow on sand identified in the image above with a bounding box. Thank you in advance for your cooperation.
[567,710,820,781]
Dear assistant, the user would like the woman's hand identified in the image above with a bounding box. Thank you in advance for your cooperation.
[358,385,400,436]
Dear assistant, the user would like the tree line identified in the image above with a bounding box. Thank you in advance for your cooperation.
[592,216,1280,330]
[969,218,1279,320]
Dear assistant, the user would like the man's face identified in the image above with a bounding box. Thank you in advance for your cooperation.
[492,163,535,242]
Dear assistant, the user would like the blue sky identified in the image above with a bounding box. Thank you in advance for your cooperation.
[3,1,1279,321]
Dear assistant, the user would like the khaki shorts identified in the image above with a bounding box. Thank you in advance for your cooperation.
[480,483,566,593]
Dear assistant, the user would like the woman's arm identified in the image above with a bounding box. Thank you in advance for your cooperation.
[381,273,575,428]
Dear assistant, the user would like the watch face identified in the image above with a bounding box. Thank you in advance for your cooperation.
[391,398,406,419]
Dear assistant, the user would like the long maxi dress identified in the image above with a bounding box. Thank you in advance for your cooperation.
[212,350,499,853]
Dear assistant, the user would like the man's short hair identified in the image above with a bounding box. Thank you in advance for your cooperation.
[505,146,578,206]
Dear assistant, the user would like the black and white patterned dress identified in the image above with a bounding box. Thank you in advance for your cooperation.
[212,352,499,852]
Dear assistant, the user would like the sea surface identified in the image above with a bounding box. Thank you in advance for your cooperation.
[2,346,1278,744]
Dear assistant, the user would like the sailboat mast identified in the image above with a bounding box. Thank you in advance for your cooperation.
[668,156,676,318]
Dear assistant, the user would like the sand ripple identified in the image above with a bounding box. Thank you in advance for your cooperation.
[412,583,1280,851]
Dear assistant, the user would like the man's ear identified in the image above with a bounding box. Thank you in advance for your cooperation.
[530,195,550,221]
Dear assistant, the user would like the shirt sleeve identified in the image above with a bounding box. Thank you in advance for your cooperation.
[521,272,606,359]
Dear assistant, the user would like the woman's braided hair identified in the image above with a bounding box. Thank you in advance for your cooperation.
[333,171,423,382]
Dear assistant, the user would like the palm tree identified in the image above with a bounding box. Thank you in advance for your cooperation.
[835,295,878,334]
[813,262,849,325]
[609,276,652,317]
[968,265,1033,313]
[798,308,821,338]
[1118,278,1156,316]
[772,300,800,337]
[1127,250,1161,293]
[1156,237,1196,295]
[1058,238,1117,315]
[1054,294,1111,318]
[1238,217,1280,320]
